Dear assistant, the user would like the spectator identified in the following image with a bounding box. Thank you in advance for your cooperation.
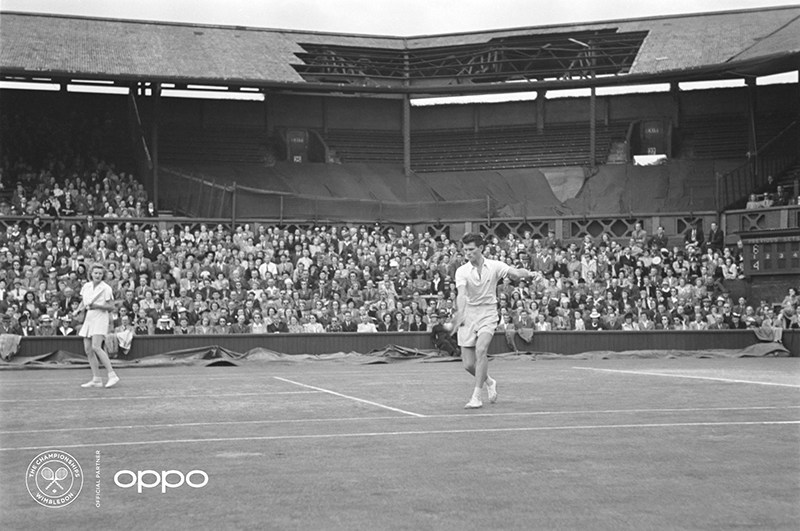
[154,315,174,335]
[430,312,459,355]
[631,222,648,248]
[250,312,268,333]
[356,313,378,333]
[705,222,724,253]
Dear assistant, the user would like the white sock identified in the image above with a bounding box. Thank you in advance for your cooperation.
[472,387,482,399]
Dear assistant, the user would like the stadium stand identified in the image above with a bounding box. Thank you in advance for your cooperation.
[159,126,276,165]
[410,122,629,172]
[678,112,796,159]
[0,7,798,355]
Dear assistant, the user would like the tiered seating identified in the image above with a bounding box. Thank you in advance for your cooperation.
[679,113,794,159]
[410,122,629,172]
[323,129,404,163]
[159,126,273,163]
[322,122,628,171]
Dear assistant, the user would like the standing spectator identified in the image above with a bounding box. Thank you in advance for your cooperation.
[631,222,648,248]
[684,224,704,255]
[705,222,724,253]
[649,226,669,251]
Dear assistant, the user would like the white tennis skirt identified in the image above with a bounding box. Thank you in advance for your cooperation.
[79,310,111,338]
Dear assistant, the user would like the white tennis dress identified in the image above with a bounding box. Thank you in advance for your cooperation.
[78,280,113,338]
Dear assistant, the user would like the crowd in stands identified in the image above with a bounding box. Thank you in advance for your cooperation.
[746,175,799,209]
[0,186,798,351]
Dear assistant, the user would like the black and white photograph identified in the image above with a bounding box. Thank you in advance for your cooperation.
[0,1,798,529]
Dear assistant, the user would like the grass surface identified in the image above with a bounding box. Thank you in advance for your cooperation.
[1,358,798,530]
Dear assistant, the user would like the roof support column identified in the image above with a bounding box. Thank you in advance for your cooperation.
[151,82,160,210]
[589,85,596,169]
[670,81,681,129]
[402,94,411,177]
[746,77,758,178]
[536,90,546,133]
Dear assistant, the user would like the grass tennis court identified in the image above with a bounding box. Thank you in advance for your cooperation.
[1,357,799,530]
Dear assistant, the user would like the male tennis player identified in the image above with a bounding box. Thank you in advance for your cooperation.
[75,264,120,388]
[452,232,533,408]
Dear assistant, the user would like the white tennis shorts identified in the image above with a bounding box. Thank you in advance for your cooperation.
[457,304,498,347]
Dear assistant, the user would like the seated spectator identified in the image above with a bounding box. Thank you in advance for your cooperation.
[430,312,459,356]
[250,312,268,333]
[55,314,77,336]
[303,314,325,333]
[154,315,174,335]
[586,310,604,331]
[356,313,378,333]
[37,314,57,336]
[213,316,230,335]
[409,313,427,332]
[376,312,396,332]
[267,315,289,333]
[287,315,305,333]
[114,315,135,354]
[174,316,195,335]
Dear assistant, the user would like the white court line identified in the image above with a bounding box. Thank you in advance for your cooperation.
[274,376,426,418]
[0,390,319,403]
[3,405,797,435]
[0,369,440,386]
[574,367,800,388]
[1,420,797,452]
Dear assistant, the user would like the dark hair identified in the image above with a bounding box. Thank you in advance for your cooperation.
[461,232,485,248]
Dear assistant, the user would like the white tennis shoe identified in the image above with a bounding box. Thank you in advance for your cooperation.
[486,378,498,403]
[105,373,120,388]
[81,379,103,388]
[464,396,482,409]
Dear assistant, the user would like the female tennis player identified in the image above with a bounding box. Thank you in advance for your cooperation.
[452,233,533,408]
[75,264,120,388]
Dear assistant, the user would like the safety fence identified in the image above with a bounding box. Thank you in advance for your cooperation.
[11,330,797,360]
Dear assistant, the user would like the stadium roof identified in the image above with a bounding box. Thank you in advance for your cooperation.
[1,6,799,96]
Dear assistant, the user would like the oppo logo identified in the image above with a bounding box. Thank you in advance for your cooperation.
[113,470,209,493]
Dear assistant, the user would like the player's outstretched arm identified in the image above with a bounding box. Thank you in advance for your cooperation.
[507,267,533,282]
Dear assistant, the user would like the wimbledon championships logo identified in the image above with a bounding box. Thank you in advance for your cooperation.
[26,450,84,508]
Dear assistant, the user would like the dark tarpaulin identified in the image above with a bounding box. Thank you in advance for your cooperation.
[0,342,788,369]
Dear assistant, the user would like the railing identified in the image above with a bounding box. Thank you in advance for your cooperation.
[724,204,800,234]
[0,210,721,250]
[716,121,799,211]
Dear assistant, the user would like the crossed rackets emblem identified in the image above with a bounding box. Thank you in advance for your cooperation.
[25,450,84,507]
[40,466,69,492]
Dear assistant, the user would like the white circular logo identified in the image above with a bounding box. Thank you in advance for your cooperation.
[25,450,84,508]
